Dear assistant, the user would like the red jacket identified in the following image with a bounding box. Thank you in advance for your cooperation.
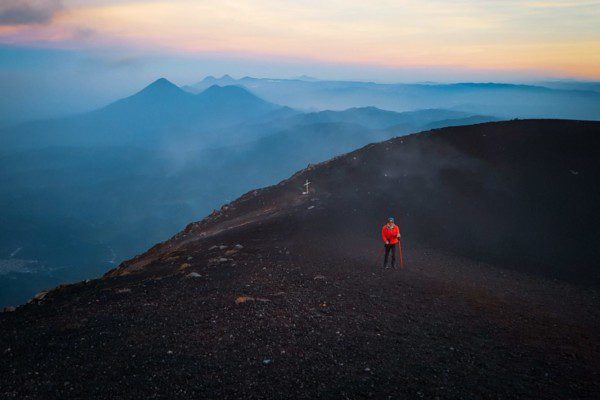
[382,223,400,244]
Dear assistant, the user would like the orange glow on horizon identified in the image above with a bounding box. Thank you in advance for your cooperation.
[1,0,599,79]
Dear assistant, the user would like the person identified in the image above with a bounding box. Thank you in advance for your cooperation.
[381,217,400,268]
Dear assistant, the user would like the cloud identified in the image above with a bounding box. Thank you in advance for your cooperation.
[0,0,63,26]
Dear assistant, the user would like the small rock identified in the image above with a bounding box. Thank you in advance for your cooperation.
[234,244,244,249]
[32,291,48,301]
[187,272,202,278]
[179,263,191,270]
[262,359,272,365]
[313,275,326,281]
[2,306,15,312]
[219,245,228,250]
[235,296,254,305]
[167,350,173,355]
[208,245,218,250]
[187,256,193,261]
[235,295,270,305]
[307,205,315,210]
[364,367,371,372]
[116,288,131,294]
[225,249,238,255]
[218,257,229,263]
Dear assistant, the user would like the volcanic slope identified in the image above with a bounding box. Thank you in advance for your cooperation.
[1,119,599,399]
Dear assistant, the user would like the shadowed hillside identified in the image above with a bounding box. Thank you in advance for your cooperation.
[115,119,600,284]
[1,120,599,399]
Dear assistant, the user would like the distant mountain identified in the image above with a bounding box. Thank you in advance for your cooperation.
[289,107,464,129]
[286,107,499,135]
[0,79,281,152]
[538,80,600,93]
[184,76,600,120]
[295,75,320,82]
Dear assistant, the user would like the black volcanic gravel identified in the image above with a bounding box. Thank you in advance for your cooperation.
[1,120,599,399]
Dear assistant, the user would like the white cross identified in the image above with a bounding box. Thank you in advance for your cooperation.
[302,179,311,195]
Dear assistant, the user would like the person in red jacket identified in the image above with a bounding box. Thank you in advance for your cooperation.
[381,217,400,268]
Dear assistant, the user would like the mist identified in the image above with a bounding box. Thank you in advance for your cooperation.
[4,44,600,126]
[1,60,600,307]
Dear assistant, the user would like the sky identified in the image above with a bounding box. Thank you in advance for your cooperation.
[1,0,600,123]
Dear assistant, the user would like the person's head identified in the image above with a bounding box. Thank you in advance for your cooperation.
[387,217,394,225]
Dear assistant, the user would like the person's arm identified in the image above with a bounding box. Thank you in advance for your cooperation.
[381,227,389,244]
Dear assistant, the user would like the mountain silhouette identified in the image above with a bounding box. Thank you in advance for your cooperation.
[0,79,281,150]
[185,76,600,120]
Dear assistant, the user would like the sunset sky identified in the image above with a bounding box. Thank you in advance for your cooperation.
[1,0,599,122]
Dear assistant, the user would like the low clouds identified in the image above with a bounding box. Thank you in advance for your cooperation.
[0,0,63,26]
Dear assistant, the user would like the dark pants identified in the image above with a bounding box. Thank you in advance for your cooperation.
[383,243,396,267]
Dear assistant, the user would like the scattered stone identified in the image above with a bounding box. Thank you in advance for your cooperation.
[234,244,244,249]
[179,263,191,270]
[307,205,315,210]
[208,245,218,250]
[32,291,48,302]
[187,272,202,278]
[167,350,173,355]
[225,249,238,255]
[235,296,271,305]
[187,256,193,261]
[235,296,253,305]
[2,306,16,312]
[364,367,371,372]
[256,298,270,303]
[219,245,228,250]
[218,257,229,263]
[116,288,131,294]
[262,359,273,365]
[313,275,326,281]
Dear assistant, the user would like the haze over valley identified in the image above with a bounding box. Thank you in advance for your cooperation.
[2,74,600,306]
